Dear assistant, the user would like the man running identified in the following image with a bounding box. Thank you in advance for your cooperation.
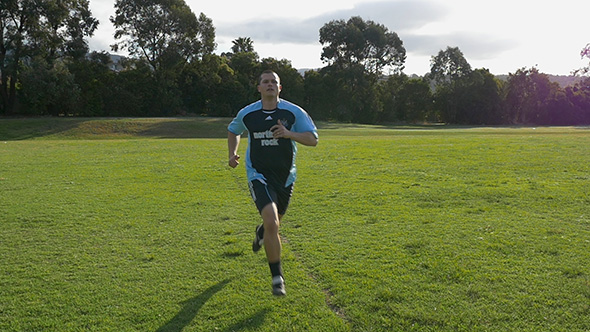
[227,70,318,296]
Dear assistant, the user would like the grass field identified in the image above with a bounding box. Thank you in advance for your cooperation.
[1,118,589,331]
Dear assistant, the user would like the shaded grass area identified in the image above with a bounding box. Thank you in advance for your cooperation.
[0,117,232,140]
[4,116,586,141]
[1,118,590,331]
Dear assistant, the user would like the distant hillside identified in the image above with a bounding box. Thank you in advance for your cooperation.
[546,75,585,87]
[495,74,584,87]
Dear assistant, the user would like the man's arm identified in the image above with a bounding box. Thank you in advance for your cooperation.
[271,120,318,147]
[228,131,241,168]
[285,131,318,146]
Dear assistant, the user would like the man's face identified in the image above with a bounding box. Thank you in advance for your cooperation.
[257,73,281,98]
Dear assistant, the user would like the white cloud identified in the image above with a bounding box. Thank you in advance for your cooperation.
[216,1,447,45]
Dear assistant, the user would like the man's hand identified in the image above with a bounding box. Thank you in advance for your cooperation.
[271,120,290,139]
[270,120,318,147]
[229,154,240,168]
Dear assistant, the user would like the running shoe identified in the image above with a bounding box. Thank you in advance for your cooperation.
[252,224,264,252]
[272,276,286,296]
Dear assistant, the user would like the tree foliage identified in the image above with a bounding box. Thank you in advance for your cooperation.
[573,43,590,76]
[565,77,590,124]
[231,37,254,54]
[505,67,556,124]
[434,68,503,124]
[110,0,216,116]
[111,0,214,71]
[315,17,407,123]
[19,56,80,115]
[379,75,433,123]
[0,0,97,114]
[429,46,472,85]
[179,54,243,117]
[319,16,406,75]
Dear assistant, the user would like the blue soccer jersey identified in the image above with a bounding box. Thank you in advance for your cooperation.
[228,99,318,187]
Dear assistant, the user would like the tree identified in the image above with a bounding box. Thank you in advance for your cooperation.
[106,59,157,116]
[429,46,472,85]
[317,16,405,123]
[573,43,590,76]
[231,37,254,54]
[111,0,215,115]
[180,54,246,116]
[505,67,556,124]
[111,0,214,71]
[401,78,434,123]
[311,64,381,123]
[227,51,260,101]
[0,0,98,114]
[39,0,99,60]
[379,75,433,123]
[18,56,80,115]
[319,16,406,75]
[543,88,576,125]
[454,69,503,125]
[302,69,329,119]
[428,47,480,123]
[565,77,590,124]
[221,37,257,64]
[260,57,304,105]
[67,51,115,116]
[378,74,406,122]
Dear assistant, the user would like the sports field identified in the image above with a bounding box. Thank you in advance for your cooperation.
[1,118,589,331]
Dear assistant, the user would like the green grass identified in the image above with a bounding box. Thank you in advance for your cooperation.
[1,118,589,331]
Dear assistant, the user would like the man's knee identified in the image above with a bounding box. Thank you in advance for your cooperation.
[261,203,280,233]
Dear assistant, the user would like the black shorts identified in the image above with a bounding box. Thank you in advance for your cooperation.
[248,179,293,215]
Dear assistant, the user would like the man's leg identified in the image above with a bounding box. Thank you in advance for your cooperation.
[260,203,286,295]
[261,203,281,264]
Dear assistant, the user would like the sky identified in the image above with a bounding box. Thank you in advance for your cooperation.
[88,0,589,76]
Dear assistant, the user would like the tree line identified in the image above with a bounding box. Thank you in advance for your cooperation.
[2,0,589,125]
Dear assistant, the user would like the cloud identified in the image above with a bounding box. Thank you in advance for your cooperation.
[216,0,514,61]
[216,18,317,45]
[217,0,448,45]
[403,32,518,60]
[312,0,449,32]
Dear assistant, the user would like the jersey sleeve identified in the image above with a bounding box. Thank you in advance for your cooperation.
[228,110,247,135]
[228,101,262,135]
[292,108,318,138]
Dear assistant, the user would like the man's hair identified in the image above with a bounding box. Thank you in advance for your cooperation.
[258,70,280,85]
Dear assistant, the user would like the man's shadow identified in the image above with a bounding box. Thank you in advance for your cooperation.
[220,308,269,332]
[155,278,268,332]
[156,279,231,332]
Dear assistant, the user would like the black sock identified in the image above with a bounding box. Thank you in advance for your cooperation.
[257,225,265,239]
[269,261,283,278]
